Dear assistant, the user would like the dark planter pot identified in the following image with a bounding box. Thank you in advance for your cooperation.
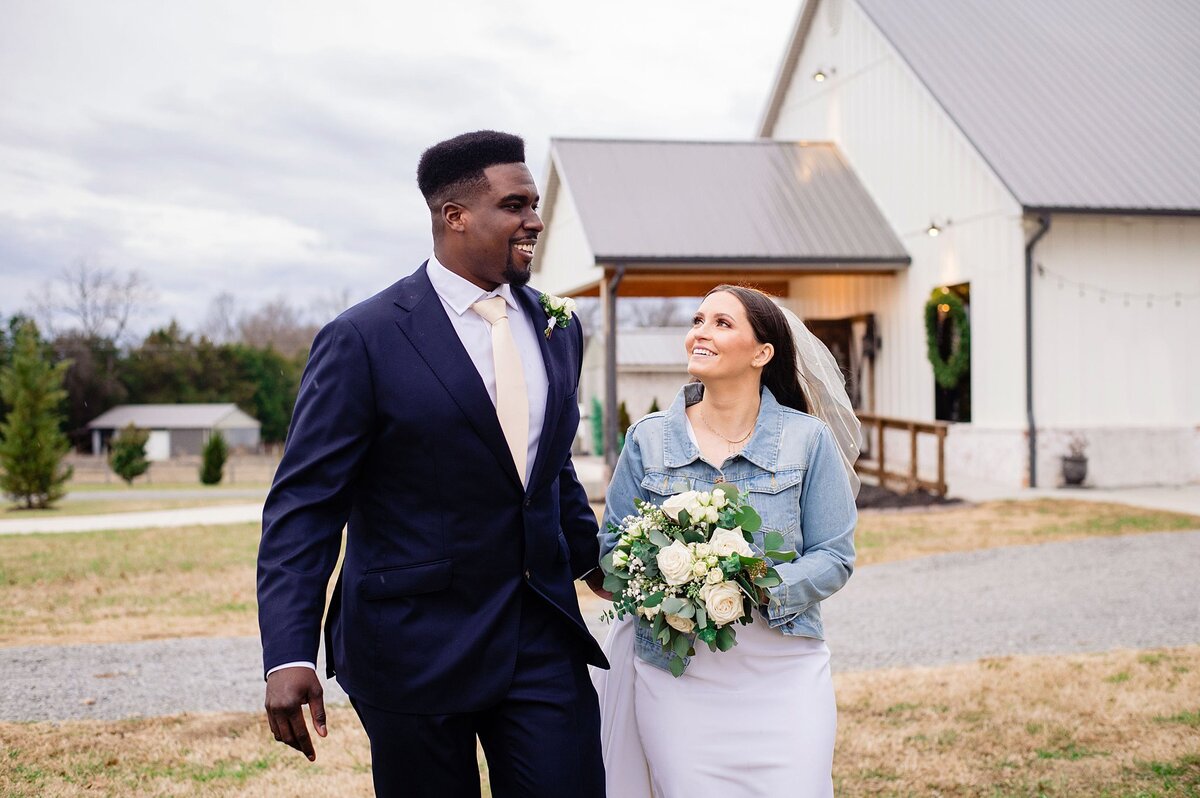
[1061,455,1088,486]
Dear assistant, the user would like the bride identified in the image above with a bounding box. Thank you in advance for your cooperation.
[593,285,862,797]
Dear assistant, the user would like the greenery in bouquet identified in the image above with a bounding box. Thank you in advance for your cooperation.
[600,484,796,677]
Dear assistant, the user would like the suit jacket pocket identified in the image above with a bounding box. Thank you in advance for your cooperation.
[359,558,452,600]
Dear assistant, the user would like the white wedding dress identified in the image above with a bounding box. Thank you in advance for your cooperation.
[592,603,837,797]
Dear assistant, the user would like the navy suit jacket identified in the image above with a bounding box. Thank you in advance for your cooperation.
[257,263,607,714]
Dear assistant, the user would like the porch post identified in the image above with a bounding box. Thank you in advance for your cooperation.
[602,265,625,475]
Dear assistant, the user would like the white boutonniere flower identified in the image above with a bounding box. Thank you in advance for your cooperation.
[538,292,576,339]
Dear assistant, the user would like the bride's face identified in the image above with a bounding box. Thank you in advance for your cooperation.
[685,291,773,383]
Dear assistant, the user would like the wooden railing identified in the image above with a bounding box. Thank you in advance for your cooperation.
[854,413,949,497]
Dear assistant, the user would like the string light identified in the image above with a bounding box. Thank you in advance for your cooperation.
[1036,262,1200,308]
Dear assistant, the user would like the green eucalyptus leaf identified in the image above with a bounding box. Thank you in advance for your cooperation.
[669,656,686,678]
[716,626,737,652]
[660,597,686,615]
[672,632,691,659]
[735,507,762,533]
[763,530,784,551]
[648,529,671,548]
[753,574,782,588]
[766,550,797,562]
[602,573,627,593]
[676,602,695,619]
[599,550,615,573]
[643,591,665,608]
[694,605,707,629]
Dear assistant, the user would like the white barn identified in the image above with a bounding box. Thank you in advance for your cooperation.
[87,403,261,460]
[533,0,1200,490]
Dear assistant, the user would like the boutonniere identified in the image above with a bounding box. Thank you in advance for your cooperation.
[539,292,576,339]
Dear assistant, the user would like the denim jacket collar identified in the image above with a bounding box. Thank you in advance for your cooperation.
[663,382,783,473]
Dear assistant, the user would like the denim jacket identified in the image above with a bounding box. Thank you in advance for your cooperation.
[600,382,857,671]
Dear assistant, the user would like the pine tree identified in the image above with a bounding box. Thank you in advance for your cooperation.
[108,423,150,485]
[0,322,74,509]
[590,397,604,456]
[200,431,228,485]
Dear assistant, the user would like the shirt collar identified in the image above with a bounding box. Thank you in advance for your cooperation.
[427,253,519,317]
[663,382,782,473]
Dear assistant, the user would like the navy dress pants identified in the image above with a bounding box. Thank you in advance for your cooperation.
[350,591,605,798]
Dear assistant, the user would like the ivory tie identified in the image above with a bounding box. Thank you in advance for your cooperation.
[471,296,529,486]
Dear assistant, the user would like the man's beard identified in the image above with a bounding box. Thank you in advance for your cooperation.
[503,256,532,288]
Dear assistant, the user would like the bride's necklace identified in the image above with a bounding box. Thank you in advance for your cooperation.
[698,404,754,447]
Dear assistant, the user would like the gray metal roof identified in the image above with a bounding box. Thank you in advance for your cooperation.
[87,403,260,430]
[550,139,909,264]
[766,0,1200,213]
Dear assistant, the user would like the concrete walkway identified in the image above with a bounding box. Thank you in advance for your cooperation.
[2,529,1196,722]
[0,503,264,535]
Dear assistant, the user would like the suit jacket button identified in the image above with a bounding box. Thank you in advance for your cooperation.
[524,569,531,580]
[523,498,531,508]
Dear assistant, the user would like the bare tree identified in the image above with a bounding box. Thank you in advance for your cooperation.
[628,298,692,328]
[308,287,353,325]
[237,295,320,358]
[200,291,239,344]
[33,260,155,343]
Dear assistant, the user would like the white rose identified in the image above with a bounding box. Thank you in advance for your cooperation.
[612,550,629,569]
[692,560,708,577]
[710,527,753,558]
[665,613,696,633]
[706,568,724,584]
[656,540,695,585]
[705,506,720,524]
[695,543,712,558]
[661,491,699,522]
[704,582,745,626]
[639,603,661,619]
[562,297,577,315]
[711,491,728,509]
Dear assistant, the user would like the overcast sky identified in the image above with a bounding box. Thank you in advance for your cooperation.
[0,1,799,335]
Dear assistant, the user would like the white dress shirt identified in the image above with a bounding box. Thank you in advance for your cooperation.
[267,255,550,678]
[424,253,549,482]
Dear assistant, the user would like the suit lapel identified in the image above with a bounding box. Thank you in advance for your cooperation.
[393,264,524,491]
[516,286,566,493]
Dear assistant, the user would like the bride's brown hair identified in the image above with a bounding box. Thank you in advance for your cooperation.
[705,285,808,414]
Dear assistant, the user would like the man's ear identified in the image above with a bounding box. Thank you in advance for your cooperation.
[753,343,775,369]
[442,202,467,233]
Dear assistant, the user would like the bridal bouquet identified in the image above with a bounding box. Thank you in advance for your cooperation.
[600,485,795,677]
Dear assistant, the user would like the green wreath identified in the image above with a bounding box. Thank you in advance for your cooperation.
[925,289,970,389]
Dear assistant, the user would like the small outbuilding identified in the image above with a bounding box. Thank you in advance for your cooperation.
[87,403,261,460]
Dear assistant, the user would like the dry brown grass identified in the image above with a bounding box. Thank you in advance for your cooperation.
[854,498,1200,567]
[0,524,260,647]
[4,647,1196,797]
[833,645,1200,796]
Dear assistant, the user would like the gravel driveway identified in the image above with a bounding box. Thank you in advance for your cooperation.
[2,530,1197,722]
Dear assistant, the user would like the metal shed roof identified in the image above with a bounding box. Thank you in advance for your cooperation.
[763,0,1200,213]
[549,138,909,264]
[87,403,260,430]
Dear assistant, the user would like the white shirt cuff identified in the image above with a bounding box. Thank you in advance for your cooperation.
[266,661,318,678]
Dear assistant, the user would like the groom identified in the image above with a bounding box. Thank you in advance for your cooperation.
[257,130,608,797]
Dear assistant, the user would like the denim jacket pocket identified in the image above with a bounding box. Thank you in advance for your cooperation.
[639,472,696,498]
[741,468,805,548]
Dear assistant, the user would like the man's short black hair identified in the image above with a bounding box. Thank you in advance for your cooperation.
[417,130,526,209]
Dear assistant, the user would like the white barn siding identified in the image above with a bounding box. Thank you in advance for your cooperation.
[1032,214,1200,485]
[770,0,1033,487]
[533,166,603,297]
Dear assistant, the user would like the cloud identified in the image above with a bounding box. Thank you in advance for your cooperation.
[0,0,799,331]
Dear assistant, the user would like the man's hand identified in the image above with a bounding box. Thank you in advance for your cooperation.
[584,569,612,600]
[265,667,327,761]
